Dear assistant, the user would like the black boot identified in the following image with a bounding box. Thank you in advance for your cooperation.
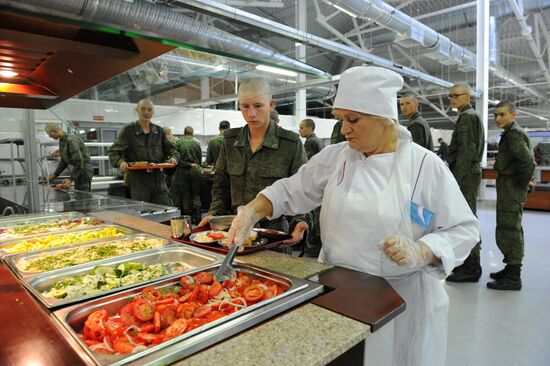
[487,265,522,291]
[446,254,482,283]
[489,265,511,280]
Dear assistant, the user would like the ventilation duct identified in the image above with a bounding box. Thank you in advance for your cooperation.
[0,0,330,79]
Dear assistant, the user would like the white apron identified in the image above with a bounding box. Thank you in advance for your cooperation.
[319,129,448,366]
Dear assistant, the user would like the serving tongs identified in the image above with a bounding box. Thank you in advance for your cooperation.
[213,243,239,282]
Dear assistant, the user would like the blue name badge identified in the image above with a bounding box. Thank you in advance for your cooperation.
[410,201,435,228]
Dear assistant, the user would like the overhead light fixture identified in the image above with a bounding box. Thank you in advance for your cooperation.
[333,4,358,18]
[255,65,298,77]
[0,70,18,78]
[182,60,225,71]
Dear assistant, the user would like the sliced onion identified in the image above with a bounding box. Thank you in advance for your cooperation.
[256,284,268,290]
[123,325,141,346]
[103,337,115,353]
[89,343,111,352]
[231,297,247,308]
[131,345,148,354]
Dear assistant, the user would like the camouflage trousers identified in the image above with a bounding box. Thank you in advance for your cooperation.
[74,167,93,192]
[496,175,528,265]
[457,172,482,257]
[129,170,171,206]
[170,168,201,220]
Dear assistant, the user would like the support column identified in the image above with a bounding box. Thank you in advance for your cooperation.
[22,109,40,212]
[201,77,210,100]
[295,0,307,125]
[476,0,490,199]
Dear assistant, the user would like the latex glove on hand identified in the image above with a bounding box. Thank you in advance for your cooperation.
[227,206,261,247]
[378,235,435,268]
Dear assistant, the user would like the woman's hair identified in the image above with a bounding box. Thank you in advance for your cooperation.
[332,110,398,126]
[44,123,62,133]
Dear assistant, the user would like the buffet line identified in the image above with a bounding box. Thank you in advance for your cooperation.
[0,212,324,365]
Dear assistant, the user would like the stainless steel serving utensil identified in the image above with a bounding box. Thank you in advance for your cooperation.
[213,244,239,282]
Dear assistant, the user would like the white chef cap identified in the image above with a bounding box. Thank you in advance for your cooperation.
[333,66,404,121]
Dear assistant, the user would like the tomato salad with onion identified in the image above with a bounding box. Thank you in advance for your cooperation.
[79,271,287,355]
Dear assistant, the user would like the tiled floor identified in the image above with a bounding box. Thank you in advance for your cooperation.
[446,192,550,366]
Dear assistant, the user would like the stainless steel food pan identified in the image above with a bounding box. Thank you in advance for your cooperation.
[52,263,324,366]
[23,245,221,308]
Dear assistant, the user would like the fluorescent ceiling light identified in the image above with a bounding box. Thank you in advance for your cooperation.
[333,4,357,18]
[182,60,225,70]
[0,70,18,77]
[255,65,297,77]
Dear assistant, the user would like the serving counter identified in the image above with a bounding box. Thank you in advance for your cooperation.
[0,211,405,365]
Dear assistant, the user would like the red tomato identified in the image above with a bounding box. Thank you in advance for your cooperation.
[243,286,264,304]
[160,305,178,328]
[194,271,213,285]
[82,325,104,342]
[222,277,236,289]
[177,303,197,319]
[136,332,163,344]
[235,275,252,292]
[186,318,208,332]
[119,303,139,326]
[164,319,188,339]
[85,309,108,331]
[207,231,225,240]
[154,311,161,333]
[139,323,155,333]
[133,298,155,322]
[193,305,212,319]
[113,337,136,354]
[185,285,200,303]
[209,281,223,298]
[84,339,101,347]
[207,311,227,322]
[154,298,176,306]
[197,286,209,304]
[179,275,195,290]
[141,287,163,302]
[218,302,236,315]
[262,285,279,301]
[105,318,125,337]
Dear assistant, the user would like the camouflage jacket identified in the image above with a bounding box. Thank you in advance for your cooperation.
[407,112,433,151]
[53,134,93,181]
[209,121,311,229]
[330,120,346,144]
[205,134,224,166]
[108,121,179,168]
[175,136,202,169]
[304,133,325,160]
[495,121,535,188]
[446,105,485,181]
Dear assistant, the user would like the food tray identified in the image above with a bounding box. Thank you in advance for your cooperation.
[0,224,135,258]
[51,263,324,366]
[0,211,84,225]
[5,231,175,278]
[0,212,104,244]
[127,163,175,171]
[172,226,291,255]
[21,245,221,309]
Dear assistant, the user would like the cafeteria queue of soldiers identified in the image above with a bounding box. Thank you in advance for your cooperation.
[44,76,536,290]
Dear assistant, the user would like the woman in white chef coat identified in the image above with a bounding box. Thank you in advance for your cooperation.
[227,66,479,366]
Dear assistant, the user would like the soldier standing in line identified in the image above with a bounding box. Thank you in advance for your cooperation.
[445,83,485,283]
[163,126,177,191]
[108,99,179,205]
[487,101,535,291]
[171,126,203,224]
[45,123,93,191]
[205,120,230,167]
[437,137,449,161]
[299,118,325,256]
[399,93,434,150]
[198,77,312,254]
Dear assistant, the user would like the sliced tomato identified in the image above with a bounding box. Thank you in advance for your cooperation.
[194,271,213,285]
[105,318,125,337]
[193,305,212,319]
[207,311,227,322]
[207,231,226,240]
[133,298,155,322]
[119,303,139,326]
[218,302,236,315]
[183,285,200,303]
[113,337,136,354]
[164,319,188,339]
[137,332,163,344]
[85,309,108,331]
[262,285,278,301]
[222,277,236,289]
[84,339,101,347]
[160,304,178,328]
[197,286,209,304]
[139,323,155,333]
[243,286,264,304]
[154,311,161,333]
[235,275,252,292]
[179,275,195,290]
[187,318,208,332]
[141,287,163,302]
[209,281,223,298]
[177,303,197,319]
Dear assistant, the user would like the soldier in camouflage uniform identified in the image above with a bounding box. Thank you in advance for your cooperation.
[487,101,535,291]
[399,93,434,150]
[45,123,93,191]
[330,120,346,144]
[205,120,230,166]
[199,78,311,253]
[445,83,485,283]
[108,99,179,206]
[299,118,325,256]
[171,126,203,224]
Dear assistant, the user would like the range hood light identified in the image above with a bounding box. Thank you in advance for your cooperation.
[255,65,297,77]
[0,70,18,77]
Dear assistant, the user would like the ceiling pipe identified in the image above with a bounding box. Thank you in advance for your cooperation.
[0,0,329,79]
[507,0,550,84]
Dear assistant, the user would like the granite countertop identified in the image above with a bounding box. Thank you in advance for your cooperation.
[93,211,372,365]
